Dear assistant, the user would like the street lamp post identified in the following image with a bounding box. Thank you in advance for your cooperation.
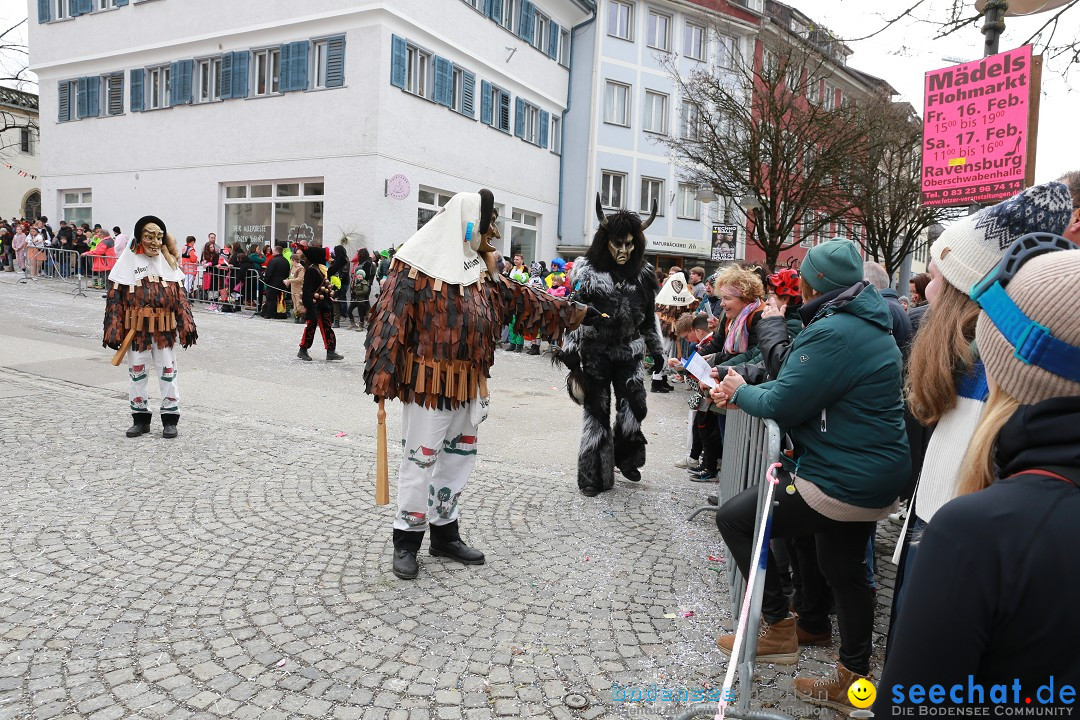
[974,0,1074,55]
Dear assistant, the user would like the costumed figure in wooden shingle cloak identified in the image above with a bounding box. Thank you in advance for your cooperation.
[363,189,601,580]
[554,195,663,496]
[102,216,198,439]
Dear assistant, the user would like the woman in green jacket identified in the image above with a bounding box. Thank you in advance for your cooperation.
[711,238,909,710]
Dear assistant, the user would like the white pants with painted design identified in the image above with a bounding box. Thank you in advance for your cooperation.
[128,345,179,414]
[395,401,480,532]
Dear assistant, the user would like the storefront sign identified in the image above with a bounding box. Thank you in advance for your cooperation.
[646,235,712,258]
[711,224,738,262]
[921,45,1040,207]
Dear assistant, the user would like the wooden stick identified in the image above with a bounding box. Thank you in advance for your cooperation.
[376,398,390,506]
[110,328,136,367]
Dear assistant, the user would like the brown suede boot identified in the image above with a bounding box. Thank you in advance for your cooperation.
[715,613,797,665]
[792,661,868,711]
[794,614,832,647]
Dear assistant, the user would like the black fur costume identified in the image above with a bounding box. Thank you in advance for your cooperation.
[555,197,663,495]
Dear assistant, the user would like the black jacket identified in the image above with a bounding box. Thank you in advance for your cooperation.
[329,246,350,286]
[301,247,333,313]
[876,396,1080,710]
[880,288,913,360]
[264,254,291,290]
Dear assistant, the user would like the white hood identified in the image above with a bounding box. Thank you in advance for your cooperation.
[656,272,695,306]
[393,192,486,286]
[108,249,185,286]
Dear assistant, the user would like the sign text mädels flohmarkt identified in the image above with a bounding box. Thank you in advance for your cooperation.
[921,46,1040,207]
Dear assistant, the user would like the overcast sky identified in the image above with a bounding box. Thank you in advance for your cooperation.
[0,0,1074,182]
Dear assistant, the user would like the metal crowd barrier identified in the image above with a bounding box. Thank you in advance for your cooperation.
[678,413,789,720]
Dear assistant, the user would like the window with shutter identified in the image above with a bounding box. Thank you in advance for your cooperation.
[86,75,100,116]
[539,109,549,148]
[324,36,345,88]
[232,51,250,98]
[480,79,492,125]
[105,73,123,115]
[390,35,407,89]
[517,1,533,41]
[75,77,89,119]
[37,0,50,22]
[114,0,127,5]
[497,90,511,132]
[130,69,144,111]
[461,70,475,118]
[219,53,233,100]
[547,22,559,59]
[168,61,182,106]
[58,80,71,122]
[514,97,524,138]
[433,56,452,107]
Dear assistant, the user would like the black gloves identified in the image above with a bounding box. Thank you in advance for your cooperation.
[582,305,603,326]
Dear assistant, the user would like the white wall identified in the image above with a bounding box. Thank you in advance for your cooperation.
[29,0,588,259]
[0,108,40,219]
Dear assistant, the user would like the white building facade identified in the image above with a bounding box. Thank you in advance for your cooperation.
[0,87,41,221]
[29,0,592,260]
[560,0,760,267]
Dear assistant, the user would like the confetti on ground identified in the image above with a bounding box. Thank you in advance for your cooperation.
[682,611,695,618]
[275,659,287,668]
[664,613,678,619]
[334,431,347,437]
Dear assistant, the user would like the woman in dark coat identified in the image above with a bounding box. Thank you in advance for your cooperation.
[349,247,376,329]
[328,243,351,327]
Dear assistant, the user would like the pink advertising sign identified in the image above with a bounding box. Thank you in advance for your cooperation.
[921,45,1034,207]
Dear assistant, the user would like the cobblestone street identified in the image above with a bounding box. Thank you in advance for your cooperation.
[0,279,899,720]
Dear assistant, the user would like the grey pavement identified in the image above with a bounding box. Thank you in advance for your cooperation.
[0,274,900,720]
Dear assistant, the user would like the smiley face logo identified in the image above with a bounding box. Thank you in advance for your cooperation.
[847,678,876,709]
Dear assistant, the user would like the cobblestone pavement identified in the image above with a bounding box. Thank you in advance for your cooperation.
[0,277,900,720]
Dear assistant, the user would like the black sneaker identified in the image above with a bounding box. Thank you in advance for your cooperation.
[297,348,313,361]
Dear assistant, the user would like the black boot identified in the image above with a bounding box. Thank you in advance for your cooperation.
[125,412,152,438]
[161,413,179,439]
[326,350,344,361]
[651,378,672,393]
[392,529,424,580]
[429,521,485,565]
[621,467,641,482]
[297,348,313,361]
[526,345,540,356]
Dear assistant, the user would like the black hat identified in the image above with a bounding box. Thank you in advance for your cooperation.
[132,215,166,250]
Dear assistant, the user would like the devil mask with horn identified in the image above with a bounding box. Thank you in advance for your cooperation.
[585,194,656,277]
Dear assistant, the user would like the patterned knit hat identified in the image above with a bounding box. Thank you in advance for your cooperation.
[931,182,1072,294]
[976,249,1080,404]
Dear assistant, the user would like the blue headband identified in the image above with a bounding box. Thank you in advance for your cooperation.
[971,232,1080,382]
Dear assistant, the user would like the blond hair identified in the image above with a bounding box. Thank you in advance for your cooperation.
[905,281,980,425]
[956,385,1020,495]
[715,265,764,302]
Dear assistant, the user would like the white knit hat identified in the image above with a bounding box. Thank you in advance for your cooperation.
[656,272,695,306]
[931,182,1073,294]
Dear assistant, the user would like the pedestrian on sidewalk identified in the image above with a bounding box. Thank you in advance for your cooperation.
[262,240,291,319]
[285,249,307,324]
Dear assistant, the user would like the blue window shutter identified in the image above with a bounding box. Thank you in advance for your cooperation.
[324,36,345,88]
[130,69,144,112]
[87,76,100,116]
[232,51,249,98]
[219,53,233,99]
[390,35,407,89]
[37,0,50,23]
[548,22,559,58]
[483,0,493,18]
[114,0,128,5]
[179,59,194,103]
[279,43,293,90]
[75,77,88,118]
[433,56,452,107]
[518,1,533,40]
[480,80,492,125]
[514,97,524,138]
[499,91,510,131]
[462,70,475,118]
[539,109,549,148]
[287,41,309,92]
[168,61,181,106]
[57,82,69,121]
[72,0,91,16]
[488,0,502,21]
